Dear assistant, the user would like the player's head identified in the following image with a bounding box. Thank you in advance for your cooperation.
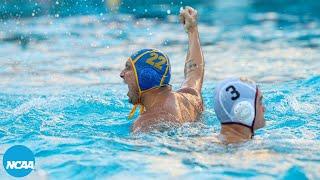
[120,48,171,118]
[213,77,265,135]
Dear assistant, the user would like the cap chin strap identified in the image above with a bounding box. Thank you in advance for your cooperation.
[128,94,145,119]
[128,103,145,119]
[127,86,163,119]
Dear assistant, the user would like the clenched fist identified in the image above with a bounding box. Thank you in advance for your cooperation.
[179,6,198,33]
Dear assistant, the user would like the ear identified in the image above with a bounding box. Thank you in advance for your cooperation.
[138,68,161,90]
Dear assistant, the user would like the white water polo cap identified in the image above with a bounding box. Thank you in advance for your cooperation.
[214,77,258,130]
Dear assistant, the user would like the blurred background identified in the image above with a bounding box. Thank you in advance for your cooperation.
[1,0,320,20]
[0,0,319,86]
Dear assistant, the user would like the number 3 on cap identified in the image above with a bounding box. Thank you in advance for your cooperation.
[146,52,167,71]
[226,85,240,100]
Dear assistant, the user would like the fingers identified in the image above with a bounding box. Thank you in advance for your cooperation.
[180,9,193,22]
[182,10,192,20]
[180,6,197,19]
[192,9,197,18]
[179,6,198,33]
[184,6,197,17]
[185,6,194,15]
[179,10,192,25]
[179,7,186,24]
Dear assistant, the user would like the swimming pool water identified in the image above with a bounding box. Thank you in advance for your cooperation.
[0,0,319,179]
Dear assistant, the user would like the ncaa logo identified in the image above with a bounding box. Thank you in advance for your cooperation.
[2,145,35,177]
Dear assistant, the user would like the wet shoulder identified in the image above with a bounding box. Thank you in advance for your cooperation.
[176,87,204,112]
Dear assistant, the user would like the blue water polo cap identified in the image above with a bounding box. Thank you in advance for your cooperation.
[129,48,171,93]
[213,77,258,129]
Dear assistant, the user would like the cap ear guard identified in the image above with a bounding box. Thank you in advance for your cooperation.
[138,68,162,91]
[232,100,255,126]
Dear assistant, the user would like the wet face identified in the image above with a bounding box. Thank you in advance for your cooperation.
[253,89,266,130]
[120,60,139,104]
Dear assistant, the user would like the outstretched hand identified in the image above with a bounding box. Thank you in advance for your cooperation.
[179,6,198,33]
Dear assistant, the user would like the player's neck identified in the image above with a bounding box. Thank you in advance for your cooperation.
[220,124,253,143]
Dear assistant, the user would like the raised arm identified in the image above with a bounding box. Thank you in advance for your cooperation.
[179,6,204,93]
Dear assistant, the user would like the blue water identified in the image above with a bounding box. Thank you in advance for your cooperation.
[0,0,320,179]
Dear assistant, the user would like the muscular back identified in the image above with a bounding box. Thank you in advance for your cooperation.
[132,88,203,133]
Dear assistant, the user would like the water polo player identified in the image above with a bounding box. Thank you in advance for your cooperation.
[120,6,204,133]
[214,77,266,143]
